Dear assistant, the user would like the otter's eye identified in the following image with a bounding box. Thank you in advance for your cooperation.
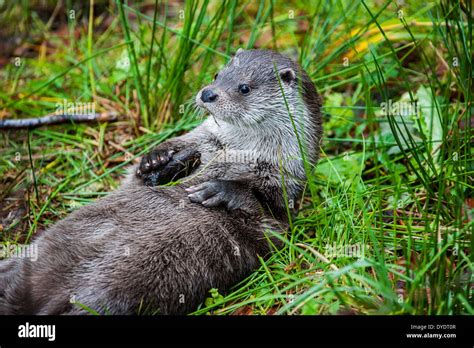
[214,73,218,80]
[238,84,251,95]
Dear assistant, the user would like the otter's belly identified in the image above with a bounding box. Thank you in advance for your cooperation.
[70,184,270,314]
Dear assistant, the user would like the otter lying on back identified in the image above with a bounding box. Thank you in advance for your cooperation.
[0,49,322,315]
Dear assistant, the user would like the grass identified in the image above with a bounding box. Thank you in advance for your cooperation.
[0,0,472,315]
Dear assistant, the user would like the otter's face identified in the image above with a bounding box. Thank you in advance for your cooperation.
[195,49,300,126]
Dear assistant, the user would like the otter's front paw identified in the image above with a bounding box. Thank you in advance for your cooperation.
[186,180,246,210]
[137,148,201,186]
[137,149,174,177]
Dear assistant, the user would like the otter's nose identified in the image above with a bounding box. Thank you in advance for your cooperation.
[201,89,218,103]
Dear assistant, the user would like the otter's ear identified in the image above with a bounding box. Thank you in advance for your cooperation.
[279,68,296,84]
[236,48,244,55]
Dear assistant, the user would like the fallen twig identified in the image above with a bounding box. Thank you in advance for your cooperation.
[0,112,119,129]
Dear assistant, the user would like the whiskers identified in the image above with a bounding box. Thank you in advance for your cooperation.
[181,98,207,122]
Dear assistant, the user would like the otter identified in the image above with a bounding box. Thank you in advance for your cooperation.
[0,49,322,315]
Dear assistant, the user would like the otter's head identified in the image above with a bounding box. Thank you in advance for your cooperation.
[196,49,321,131]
